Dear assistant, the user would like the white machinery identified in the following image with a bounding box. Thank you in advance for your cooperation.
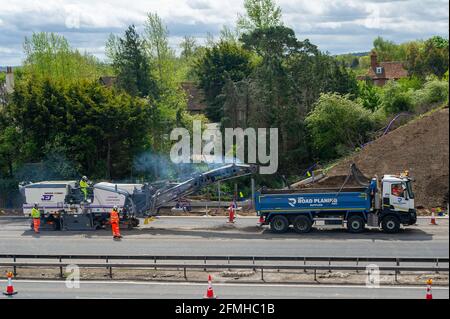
[19,164,257,231]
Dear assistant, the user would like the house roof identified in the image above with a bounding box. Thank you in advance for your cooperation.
[99,76,117,88]
[181,82,207,112]
[367,61,408,80]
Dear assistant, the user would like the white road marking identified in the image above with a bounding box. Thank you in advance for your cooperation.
[0,279,448,290]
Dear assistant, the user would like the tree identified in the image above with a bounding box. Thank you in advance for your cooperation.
[145,13,175,83]
[357,81,382,112]
[217,25,360,174]
[306,93,376,160]
[194,41,254,122]
[220,26,240,43]
[381,81,414,115]
[5,78,155,180]
[180,36,198,60]
[107,25,158,98]
[421,36,449,78]
[241,26,302,59]
[237,0,283,33]
[0,126,22,178]
[144,13,186,109]
[23,32,107,83]
[373,37,402,61]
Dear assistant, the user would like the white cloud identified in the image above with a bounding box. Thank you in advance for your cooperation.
[0,0,448,65]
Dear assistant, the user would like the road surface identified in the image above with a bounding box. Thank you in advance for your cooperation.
[0,217,448,258]
[0,280,448,299]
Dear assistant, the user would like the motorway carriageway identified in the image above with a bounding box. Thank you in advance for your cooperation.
[0,216,448,258]
[0,280,448,299]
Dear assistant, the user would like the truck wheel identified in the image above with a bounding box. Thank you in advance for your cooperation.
[270,215,290,233]
[347,216,365,233]
[382,216,401,233]
[293,216,312,234]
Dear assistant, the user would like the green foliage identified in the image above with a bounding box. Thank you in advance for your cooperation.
[373,37,405,61]
[145,13,176,85]
[306,93,376,160]
[180,36,198,60]
[23,32,108,83]
[237,0,283,33]
[204,23,360,174]
[381,81,414,115]
[357,81,382,112]
[412,78,449,108]
[106,25,158,98]
[2,78,156,180]
[241,25,301,59]
[403,36,449,79]
[397,76,423,91]
[194,41,254,122]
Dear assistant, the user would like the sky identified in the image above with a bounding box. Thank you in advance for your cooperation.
[0,0,448,66]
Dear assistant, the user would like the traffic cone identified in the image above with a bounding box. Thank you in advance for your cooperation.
[430,210,438,225]
[227,205,235,224]
[3,272,18,296]
[258,215,265,225]
[204,275,217,299]
[426,279,433,300]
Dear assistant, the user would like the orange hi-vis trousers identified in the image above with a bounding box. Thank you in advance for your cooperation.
[111,222,121,237]
[33,218,40,233]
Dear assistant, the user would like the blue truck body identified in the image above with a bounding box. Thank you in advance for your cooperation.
[255,189,371,216]
[254,187,380,233]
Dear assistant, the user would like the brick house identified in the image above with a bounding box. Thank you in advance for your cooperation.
[180,82,207,115]
[358,51,408,86]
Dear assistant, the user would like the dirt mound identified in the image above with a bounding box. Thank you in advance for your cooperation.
[312,108,449,208]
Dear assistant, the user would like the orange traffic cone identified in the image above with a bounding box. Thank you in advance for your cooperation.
[430,210,438,225]
[204,275,217,299]
[3,272,18,296]
[426,279,433,300]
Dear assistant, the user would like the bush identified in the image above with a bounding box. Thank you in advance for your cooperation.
[413,79,449,107]
[357,81,382,112]
[381,80,414,115]
[306,93,376,160]
[398,76,423,91]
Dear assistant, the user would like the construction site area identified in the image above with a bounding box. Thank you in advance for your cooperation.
[0,0,449,304]
[0,108,449,298]
[0,106,449,300]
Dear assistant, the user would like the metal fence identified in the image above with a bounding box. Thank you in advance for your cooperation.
[0,255,447,281]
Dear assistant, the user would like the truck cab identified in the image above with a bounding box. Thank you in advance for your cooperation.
[377,174,417,232]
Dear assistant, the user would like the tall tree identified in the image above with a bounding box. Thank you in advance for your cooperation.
[237,0,283,33]
[23,32,105,82]
[145,13,175,84]
[194,41,254,122]
[180,36,198,60]
[107,25,157,98]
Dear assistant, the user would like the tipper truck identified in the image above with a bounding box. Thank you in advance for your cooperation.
[255,165,417,234]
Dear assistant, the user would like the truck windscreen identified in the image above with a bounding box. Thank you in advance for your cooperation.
[406,181,415,199]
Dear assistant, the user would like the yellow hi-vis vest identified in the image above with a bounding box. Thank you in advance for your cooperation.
[31,207,41,219]
[80,180,89,188]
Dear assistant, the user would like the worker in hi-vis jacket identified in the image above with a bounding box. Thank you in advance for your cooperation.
[31,203,41,234]
[79,176,89,201]
[110,206,122,240]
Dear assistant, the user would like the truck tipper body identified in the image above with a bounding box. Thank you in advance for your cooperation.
[255,173,417,234]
